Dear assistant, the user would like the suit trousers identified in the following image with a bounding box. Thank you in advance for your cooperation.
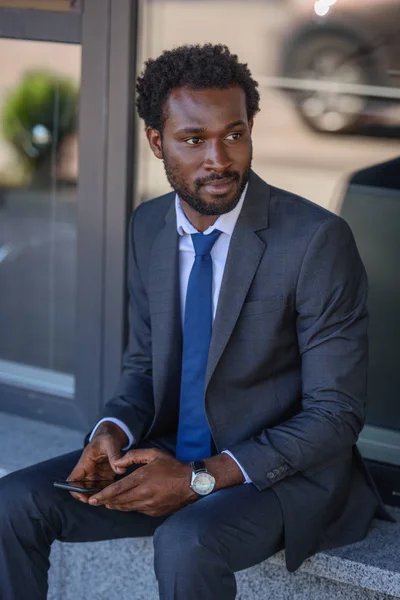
[0,437,284,600]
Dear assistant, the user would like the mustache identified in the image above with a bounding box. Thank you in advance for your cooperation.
[195,172,240,189]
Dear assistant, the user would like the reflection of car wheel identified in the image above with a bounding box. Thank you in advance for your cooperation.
[281,33,378,134]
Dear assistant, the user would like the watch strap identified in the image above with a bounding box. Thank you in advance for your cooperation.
[191,460,207,473]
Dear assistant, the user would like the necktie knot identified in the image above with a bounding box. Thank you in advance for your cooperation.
[191,229,222,257]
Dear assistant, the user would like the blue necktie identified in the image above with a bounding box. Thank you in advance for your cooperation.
[176,229,222,462]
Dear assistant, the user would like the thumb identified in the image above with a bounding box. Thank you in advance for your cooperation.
[104,438,126,474]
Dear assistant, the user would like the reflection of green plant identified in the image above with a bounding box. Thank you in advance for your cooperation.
[1,69,78,180]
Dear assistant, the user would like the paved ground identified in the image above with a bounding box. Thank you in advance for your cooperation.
[0,411,83,473]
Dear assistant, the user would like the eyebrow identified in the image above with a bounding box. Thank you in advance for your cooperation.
[175,120,247,136]
[225,120,247,129]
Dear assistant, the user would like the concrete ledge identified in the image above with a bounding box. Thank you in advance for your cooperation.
[268,511,400,597]
[1,412,399,599]
[46,526,400,600]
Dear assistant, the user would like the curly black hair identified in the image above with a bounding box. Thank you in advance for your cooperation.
[136,44,260,132]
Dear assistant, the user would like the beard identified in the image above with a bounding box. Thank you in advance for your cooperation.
[162,149,252,216]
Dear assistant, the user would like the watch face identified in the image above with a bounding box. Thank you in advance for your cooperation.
[192,472,215,496]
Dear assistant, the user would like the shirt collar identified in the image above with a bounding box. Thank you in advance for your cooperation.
[175,182,248,237]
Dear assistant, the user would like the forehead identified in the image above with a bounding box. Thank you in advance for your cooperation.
[164,86,248,131]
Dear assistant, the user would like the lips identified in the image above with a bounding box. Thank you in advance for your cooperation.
[202,178,235,195]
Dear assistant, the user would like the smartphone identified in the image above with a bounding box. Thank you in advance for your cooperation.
[53,479,115,494]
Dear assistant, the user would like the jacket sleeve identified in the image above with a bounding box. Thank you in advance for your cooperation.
[226,216,369,490]
[83,207,155,447]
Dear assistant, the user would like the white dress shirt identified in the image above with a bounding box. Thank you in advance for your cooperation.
[90,183,252,484]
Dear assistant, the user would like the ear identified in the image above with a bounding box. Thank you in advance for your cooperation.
[248,118,254,134]
[146,127,163,160]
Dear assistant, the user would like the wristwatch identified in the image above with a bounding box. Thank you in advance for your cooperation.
[190,460,216,496]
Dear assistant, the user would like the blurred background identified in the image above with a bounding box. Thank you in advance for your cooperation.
[0,0,399,504]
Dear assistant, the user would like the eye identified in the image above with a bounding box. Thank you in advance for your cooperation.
[225,132,242,141]
[185,137,204,146]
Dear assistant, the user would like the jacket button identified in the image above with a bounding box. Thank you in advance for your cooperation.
[273,468,280,476]
[267,472,275,480]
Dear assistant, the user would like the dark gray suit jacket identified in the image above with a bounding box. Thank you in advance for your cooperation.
[88,170,394,572]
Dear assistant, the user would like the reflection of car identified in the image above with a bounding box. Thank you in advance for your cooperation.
[278,0,400,133]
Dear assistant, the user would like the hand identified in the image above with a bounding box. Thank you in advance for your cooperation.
[67,422,129,504]
[88,448,197,516]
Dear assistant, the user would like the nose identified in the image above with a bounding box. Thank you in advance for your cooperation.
[203,140,232,174]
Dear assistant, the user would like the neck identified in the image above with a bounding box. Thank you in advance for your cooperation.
[179,199,219,233]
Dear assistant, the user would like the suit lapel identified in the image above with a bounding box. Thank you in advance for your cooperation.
[205,172,271,389]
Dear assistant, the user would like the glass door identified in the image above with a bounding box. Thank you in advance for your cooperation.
[0,37,81,400]
[0,1,138,431]
[0,5,84,427]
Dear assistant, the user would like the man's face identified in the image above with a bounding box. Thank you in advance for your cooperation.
[147,86,253,216]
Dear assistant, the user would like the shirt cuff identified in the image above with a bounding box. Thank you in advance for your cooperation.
[221,449,252,484]
[89,418,135,451]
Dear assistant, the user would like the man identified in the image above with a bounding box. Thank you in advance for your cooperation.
[0,43,394,600]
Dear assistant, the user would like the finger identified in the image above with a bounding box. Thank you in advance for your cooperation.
[67,463,88,483]
[67,445,99,482]
[114,448,163,467]
[66,462,91,499]
[98,481,157,511]
[105,503,132,512]
[103,438,126,474]
[69,490,92,503]
[99,488,143,507]
[89,473,140,505]
[108,501,162,516]
[104,499,145,512]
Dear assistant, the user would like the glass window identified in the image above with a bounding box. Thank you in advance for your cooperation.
[136,0,400,464]
[137,0,400,207]
[0,39,81,397]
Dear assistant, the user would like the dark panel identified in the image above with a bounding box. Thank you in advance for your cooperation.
[340,185,400,431]
[74,0,110,425]
[102,0,138,405]
[0,7,81,43]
